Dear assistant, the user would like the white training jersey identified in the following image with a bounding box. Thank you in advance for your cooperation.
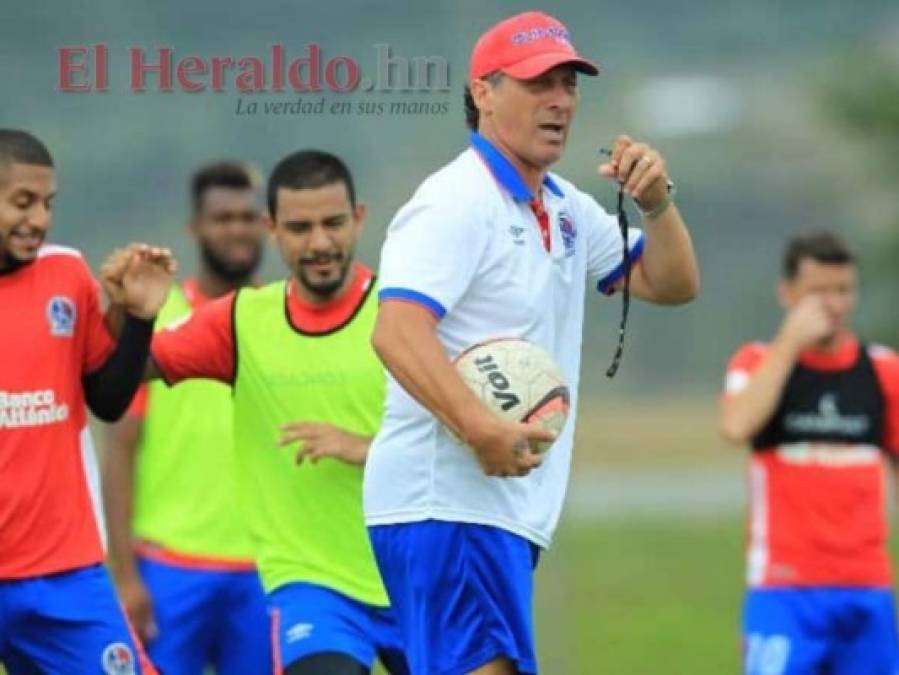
[363,132,644,547]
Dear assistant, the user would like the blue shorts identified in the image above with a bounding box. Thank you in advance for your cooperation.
[269,581,407,672]
[743,588,899,674]
[138,556,271,675]
[369,520,539,675]
[0,564,155,674]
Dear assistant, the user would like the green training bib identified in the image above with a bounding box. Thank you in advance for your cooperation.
[232,279,388,605]
[134,284,253,561]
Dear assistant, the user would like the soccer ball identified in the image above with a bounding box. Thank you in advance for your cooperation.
[454,337,570,453]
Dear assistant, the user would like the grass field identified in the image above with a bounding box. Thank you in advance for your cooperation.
[534,516,745,674]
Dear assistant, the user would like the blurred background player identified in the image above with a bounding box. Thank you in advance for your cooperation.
[364,11,699,675]
[0,128,173,673]
[126,150,408,675]
[720,231,899,674]
[103,161,271,674]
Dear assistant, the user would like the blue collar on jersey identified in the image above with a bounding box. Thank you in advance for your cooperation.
[469,131,564,202]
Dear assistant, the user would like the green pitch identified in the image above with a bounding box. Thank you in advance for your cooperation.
[534,517,745,673]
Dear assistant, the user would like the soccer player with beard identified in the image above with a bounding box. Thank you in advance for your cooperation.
[103,161,271,674]
[126,151,408,675]
[0,128,173,673]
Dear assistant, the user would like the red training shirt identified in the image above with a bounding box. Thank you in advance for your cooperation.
[724,336,899,588]
[0,244,115,578]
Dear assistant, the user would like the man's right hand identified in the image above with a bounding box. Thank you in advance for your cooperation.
[777,295,835,352]
[464,413,556,478]
[101,243,177,320]
[116,572,158,643]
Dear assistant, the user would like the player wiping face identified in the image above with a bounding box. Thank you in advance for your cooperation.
[778,257,857,351]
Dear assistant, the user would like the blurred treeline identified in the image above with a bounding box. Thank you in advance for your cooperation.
[1,0,897,395]
[821,52,899,349]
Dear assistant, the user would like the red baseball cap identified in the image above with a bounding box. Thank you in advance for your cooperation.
[469,11,600,81]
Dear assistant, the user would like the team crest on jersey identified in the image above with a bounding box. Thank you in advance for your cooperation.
[46,295,76,337]
[558,211,576,257]
[101,642,136,675]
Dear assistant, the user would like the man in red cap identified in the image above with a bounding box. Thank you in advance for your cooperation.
[364,10,700,675]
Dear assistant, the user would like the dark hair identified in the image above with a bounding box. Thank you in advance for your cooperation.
[0,129,54,171]
[191,161,257,213]
[783,230,855,279]
[464,73,503,131]
[267,150,356,217]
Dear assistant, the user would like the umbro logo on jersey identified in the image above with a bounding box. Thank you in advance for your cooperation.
[46,295,76,337]
[101,642,136,675]
[559,210,576,257]
[785,392,871,436]
[285,622,314,643]
[508,224,526,245]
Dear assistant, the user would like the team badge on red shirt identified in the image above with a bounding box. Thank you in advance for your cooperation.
[46,295,77,337]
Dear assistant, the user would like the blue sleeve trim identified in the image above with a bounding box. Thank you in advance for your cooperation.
[596,234,646,295]
[378,287,447,319]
